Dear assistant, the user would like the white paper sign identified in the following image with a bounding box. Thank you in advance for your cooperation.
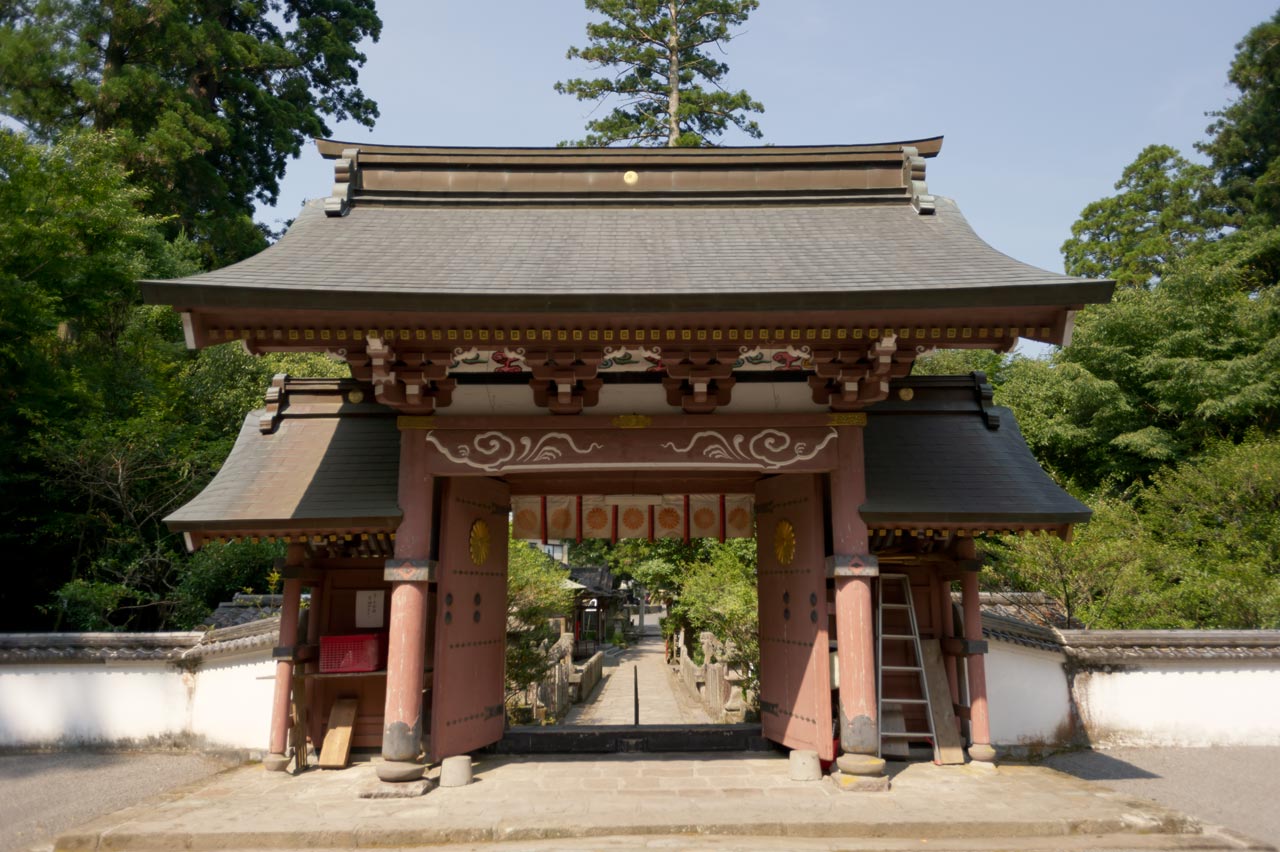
[355,590,385,628]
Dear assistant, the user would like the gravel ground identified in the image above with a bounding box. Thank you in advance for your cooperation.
[0,751,234,852]
[1044,746,1280,849]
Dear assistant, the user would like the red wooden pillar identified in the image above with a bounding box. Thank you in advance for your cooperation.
[378,427,436,782]
[936,574,961,733]
[265,544,306,771]
[960,562,996,763]
[829,422,884,777]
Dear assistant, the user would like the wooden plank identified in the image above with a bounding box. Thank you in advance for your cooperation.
[880,705,910,759]
[919,640,966,765]
[318,697,358,769]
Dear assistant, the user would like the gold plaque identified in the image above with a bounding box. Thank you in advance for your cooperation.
[898,388,914,401]
[774,519,796,565]
[827,413,867,427]
[347,389,365,404]
[469,519,490,566]
[612,414,652,429]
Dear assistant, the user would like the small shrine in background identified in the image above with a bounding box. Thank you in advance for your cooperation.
[143,137,1111,784]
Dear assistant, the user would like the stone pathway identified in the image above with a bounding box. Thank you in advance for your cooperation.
[53,754,1270,851]
[563,621,711,726]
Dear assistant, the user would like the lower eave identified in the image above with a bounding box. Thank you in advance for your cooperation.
[142,280,1115,316]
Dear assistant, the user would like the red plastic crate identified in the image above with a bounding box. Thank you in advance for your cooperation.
[319,633,383,673]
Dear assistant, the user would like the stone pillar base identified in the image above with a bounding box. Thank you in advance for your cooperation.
[968,743,998,764]
[376,759,426,783]
[262,753,291,772]
[835,753,885,777]
[830,771,891,792]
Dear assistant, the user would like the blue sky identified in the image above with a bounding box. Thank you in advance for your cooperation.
[261,1,1276,280]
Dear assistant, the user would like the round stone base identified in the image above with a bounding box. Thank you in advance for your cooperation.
[835,754,886,777]
[968,743,998,764]
[262,753,290,773]
[376,760,426,783]
[788,749,822,781]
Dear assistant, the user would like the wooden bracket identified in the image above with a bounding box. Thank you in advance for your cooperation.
[661,349,737,413]
[358,338,455,414]
[809,336,915,410]
[527,349,604,414]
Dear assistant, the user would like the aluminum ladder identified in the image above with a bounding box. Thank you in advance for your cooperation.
[877,572,938,761]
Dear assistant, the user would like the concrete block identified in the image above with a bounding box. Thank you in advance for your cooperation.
[440,754,473,787]
[788,749,822,781]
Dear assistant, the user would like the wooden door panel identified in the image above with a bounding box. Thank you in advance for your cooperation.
[755,474,834,760]
[430,477,509,762]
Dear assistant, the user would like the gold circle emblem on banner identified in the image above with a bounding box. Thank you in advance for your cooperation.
[774,519,796,565]
[469,519,490,566]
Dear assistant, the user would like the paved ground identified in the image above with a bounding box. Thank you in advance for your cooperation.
[48,751,1273,852]
[563,622,711,726]
[1044,747,1280,850]
[0,751,234,852]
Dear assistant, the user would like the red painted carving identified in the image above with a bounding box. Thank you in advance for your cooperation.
[430,477,510,762]
[755,474,834,760]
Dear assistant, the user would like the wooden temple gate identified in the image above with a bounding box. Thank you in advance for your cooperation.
[146,137,1108,784]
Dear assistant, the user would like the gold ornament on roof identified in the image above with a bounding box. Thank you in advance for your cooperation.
[774,519,796,565]
[623,170,639,185]
[469,519,490,566]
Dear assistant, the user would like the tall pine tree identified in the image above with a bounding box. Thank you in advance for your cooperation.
[555,0,763,147]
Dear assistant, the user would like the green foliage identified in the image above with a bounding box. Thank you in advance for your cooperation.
[671,540,758,694]
[0,0,382,264]
[1061,144,1232,289]
[1199,9,1280,226]
[555,0,763,147]
[1004,227,1280,492]
[506,536,574,709]
[911,349,1009,382]
[0,129,348,630]
[989,439,1280,629]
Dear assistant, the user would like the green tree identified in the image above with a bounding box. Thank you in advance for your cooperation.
[1199,9,1280,226]
[671,539,758,695]
[506,536,574,718]
[1061,144,1231,289]
[555,0,764,147]
[0,0,381,265]
[911,349,1009,383]
[1003,226,1280,492]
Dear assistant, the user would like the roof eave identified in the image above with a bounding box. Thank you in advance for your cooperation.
[141,279,1116,315]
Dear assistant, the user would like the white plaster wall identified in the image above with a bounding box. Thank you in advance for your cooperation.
[1075,661,1280,747]
[986,642,1073,748]
[0,663,189,746]
[189,653,276,749]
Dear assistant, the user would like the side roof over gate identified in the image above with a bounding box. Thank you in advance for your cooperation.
[166,374,1088,546]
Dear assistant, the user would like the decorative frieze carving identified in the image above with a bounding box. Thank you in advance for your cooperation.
[424,431,604,473]
[660,428,838,470]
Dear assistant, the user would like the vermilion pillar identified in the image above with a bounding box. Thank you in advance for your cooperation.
[378,427,436,782]
[829,422,884,778]
[960,565,996,763]
[265,544,306,771]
